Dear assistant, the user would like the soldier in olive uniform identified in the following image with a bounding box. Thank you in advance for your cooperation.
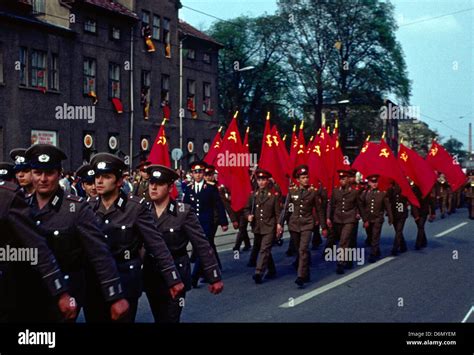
[311,181,328,250]
[10,148,35,197]
[244,169,282,284]
[327,170,364,274]
[13,145,129,322]
[387,182,408,255]
[279,165,327,287]
[410,181,430,250]
[0,180,77,322]
[133,160,151,201]
[145,165,224,323]
[465,172,474,219]
[360,175,393,263]
[76,164,97,199]
[85,153,184,322]
[435,173,451,218]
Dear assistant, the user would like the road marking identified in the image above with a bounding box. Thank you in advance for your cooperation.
[279,256,396,308]
[434,222,469,238]
[461,306,474,323]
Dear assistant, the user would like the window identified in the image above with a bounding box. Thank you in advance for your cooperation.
[31,50,47,89]
[203,52,211,64]
[203,82,211,112]
[83,58,96,95]
[141,10,150,37]
[152,15,160,40]
[187,48,195,60]
[19,47,28,86]
[84,18,97,34]
[161,74,169,102]
[163,18,171,58]
[50,54,59,90]
[187,79,196,111]
[110,26,120,40]
[32,0,45,15]
[108,63,120,98]
[141,70,151,104]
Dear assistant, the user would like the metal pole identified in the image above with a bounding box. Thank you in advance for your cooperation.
[179,39,183,169]
[129,27,134,171]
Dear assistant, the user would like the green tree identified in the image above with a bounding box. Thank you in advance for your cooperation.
[443,137,468,163]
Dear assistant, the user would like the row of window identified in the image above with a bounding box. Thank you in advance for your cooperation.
[19,47,59,90]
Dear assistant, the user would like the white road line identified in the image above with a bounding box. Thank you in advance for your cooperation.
[461,306,474,323]
[279,257,396,308]
[434,222,469,238]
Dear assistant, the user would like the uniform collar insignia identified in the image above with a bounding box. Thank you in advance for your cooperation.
[168,200,178,216]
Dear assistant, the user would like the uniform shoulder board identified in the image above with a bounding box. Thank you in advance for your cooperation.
[0,181,18,191]
[66,194,83,203]
[207,181,215,186]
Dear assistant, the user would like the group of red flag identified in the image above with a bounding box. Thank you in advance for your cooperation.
[146,113,467,212]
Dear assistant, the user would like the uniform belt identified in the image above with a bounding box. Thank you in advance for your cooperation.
[171,248,188,259]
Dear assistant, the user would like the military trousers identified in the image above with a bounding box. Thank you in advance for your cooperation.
[392,218,407,252]
[365,220,383,257]
[331,223,356,265]
[290,230,313,279]
[415,216,428,248]
[253,233,276,275]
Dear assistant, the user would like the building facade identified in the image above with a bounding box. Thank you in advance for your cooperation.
[0,0,222,171]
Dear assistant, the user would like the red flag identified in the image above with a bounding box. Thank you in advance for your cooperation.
[398,143,437,198]
[112,98,123,114]
[288,124,298,176]
[270,125,290,195]
[147,120,178,198]
[204,126,223,166]
[216,112,251,211]
[307,132,325,187]
[294,121,307,167]
[352,139,420,207]
[426,140,467,191]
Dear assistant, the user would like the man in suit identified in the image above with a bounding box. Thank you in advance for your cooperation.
[183,161,228,287]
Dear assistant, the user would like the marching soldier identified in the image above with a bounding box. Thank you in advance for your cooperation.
[133,160,151,201]
[75,164,97,199]
[10,148,35,197]
[326,170,364,274]
[278,165,327,287]
[183,161,228,287]
[0,180,77,321]
[13,144,129,322]
[435,173,451,218]
[387,182,408,255]
[360,175,393,263]
[85,153,184,322]
[244,169,282,284]
[144,165,224,322]
[348,169,364,251]
[311,181,328,250]
[410,180,430,250]
[465,171,474,220]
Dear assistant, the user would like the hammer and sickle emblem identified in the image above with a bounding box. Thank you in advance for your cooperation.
[400,152,408,162]
[379,148,390,158]
[429,147,438,156]
[265,134,273,147]
[214,141,220,148]
[228,131,237,143]
[297,144,305,154]
[272,135,279,146]
[157,136,167,145]
[293,139,298,148]
[361,143,369,153]
[313,145,321,156]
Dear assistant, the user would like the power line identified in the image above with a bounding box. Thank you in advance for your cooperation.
[398,7,474,28]
[420,113,469,137]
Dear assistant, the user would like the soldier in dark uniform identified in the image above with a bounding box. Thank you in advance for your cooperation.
[0,180,77,322]
[244,169,282,284]
[75,164,97,199]
[85,153,184,322]
[410,180,430,250]
[13,144,129,322]
[144,165,224,322]
[279,165,327,287]
[0,162,15,182]
[133,160,151,201]
[464,171,474,220]
[387,182,408,255]
[435,173,451,218]
[327,170,364,274]
[311,181,328,250]
[10,148,35,198]
[360,175,393,263]
[347,169,364,254]
[183,161,228,287]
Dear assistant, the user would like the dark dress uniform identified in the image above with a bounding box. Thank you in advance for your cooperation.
[0,181,69,321]
[85,153,182,322]
[13,145,124,322]
[327,171,364,274]
[360,177,393,262]
[387,183,408,255]
[244,170,282,282]
[411,184,430,249]
[143,165,221,322]
[183,164,227,285]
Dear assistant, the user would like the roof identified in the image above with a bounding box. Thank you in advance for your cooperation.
[178,20,223,47]
[83,0,138,20]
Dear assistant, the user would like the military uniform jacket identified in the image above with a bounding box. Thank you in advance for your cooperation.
[360,188,393,224]
[0,181,68,298]
[133,179,150,201]
[244,188,281,235]
[183,181,228,236]
[89,193,182,298]
[144,200,221,292]
[26,187,122,303]
[464,179,474,198]
[435,181,451,198]
[216,183,238,223]
[411,185,431,219]
[281,185,326,232]
[329,186,364,224]
[387,185,409,220]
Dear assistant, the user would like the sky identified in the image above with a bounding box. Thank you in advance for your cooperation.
[179,0,474,150]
